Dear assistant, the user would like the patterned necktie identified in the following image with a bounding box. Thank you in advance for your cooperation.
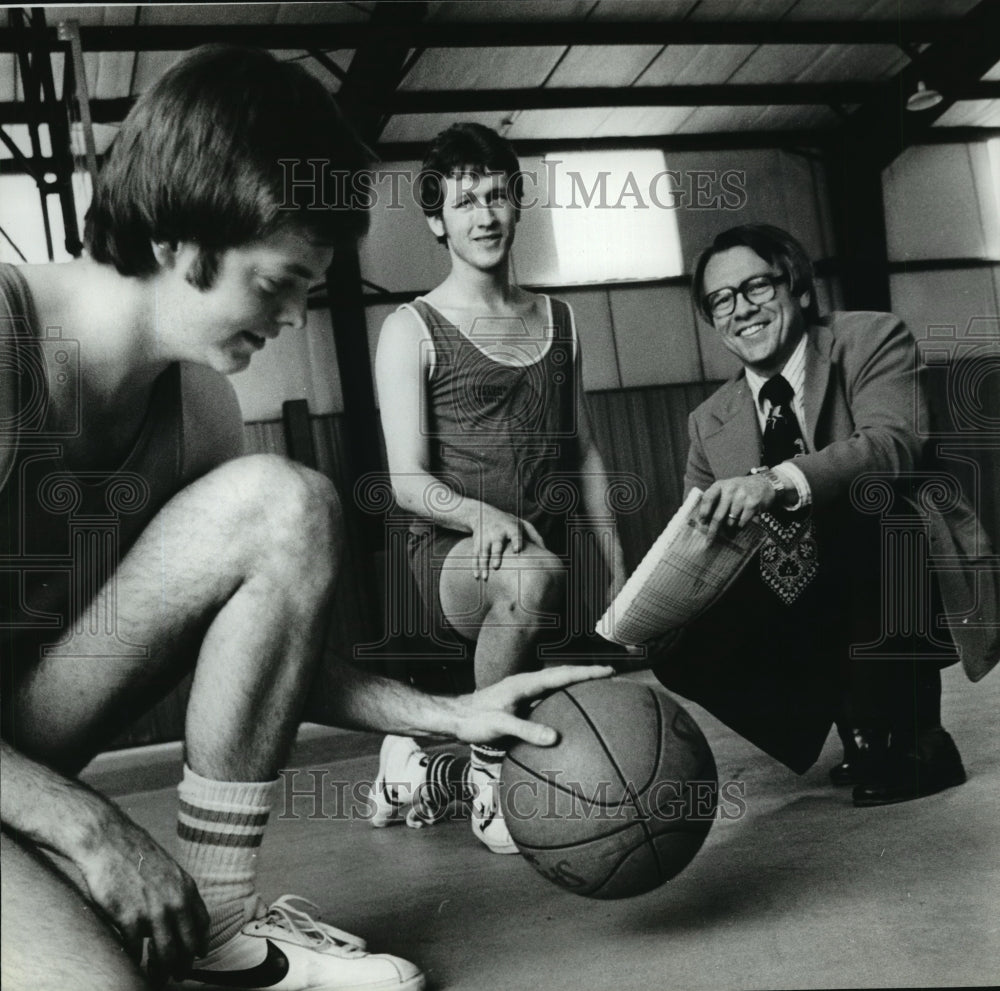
[757,374,818,604]
[761,374,805,466]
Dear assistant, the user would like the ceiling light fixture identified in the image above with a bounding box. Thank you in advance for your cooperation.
[906,80,944,112]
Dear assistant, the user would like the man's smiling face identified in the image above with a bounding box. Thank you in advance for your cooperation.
[428,171,517,273]
[702,245,810,378]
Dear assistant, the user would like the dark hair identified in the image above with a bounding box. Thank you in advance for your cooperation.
[85,45,371,288]
[417,123,522,244]
[691,223,819,324]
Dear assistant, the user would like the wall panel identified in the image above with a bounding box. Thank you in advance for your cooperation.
[884,144,999,262]
[611,284,701,386]
[890,266,1000,553]
[883,139,999,557]
[230,306,344,420]
[507,154,562,285]
[889,267,1000,340]
[558,288,621,390]
[584,382,718,570]
[357,160,451,292]
[670,148,829,271]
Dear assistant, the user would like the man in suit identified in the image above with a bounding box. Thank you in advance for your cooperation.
[652,222,993,806]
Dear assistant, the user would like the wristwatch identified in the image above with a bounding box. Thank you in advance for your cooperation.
[749,465,786,495]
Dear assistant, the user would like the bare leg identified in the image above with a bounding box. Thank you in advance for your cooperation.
[0,831,149,991]
[4,454,341,975]
[8,453,340,780]
[437,540,566,687]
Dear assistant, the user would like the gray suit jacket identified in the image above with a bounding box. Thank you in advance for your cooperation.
[684,310,998,681]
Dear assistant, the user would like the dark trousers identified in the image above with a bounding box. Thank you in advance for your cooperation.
[653,554,843,772]
[653,513,955,773]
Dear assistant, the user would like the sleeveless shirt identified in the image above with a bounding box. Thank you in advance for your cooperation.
[406,295,578,540]
[0,263,244,648]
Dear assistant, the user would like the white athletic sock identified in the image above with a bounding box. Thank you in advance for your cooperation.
[176,765,277,951]
[469,744,505,790]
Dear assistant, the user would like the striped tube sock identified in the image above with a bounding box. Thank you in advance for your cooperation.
[176,766,277,951]
[424,751,475,810]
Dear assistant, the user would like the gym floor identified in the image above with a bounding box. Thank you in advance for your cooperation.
[88,662,999,991]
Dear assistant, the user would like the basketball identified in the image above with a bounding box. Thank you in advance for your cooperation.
[500,678,717,899]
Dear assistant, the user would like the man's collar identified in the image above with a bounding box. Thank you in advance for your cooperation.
[745,332,809,409]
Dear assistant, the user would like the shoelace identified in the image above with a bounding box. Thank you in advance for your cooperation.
[261,895,366,953]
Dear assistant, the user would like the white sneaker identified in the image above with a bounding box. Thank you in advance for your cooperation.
[469,764,519,856]
[364,736,446,829]
[182,895,424,991]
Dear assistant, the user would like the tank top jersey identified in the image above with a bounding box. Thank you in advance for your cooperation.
[0,263,244,650]
[405,294,579,546]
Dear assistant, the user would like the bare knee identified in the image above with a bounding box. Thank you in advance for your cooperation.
[233,454,342,537]
[494,547,566,618]
[216,455,342,577]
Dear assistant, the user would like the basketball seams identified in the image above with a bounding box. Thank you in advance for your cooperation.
[643,686,666,796]
[505,687,633,810]
[504,751,631,808]
[564,684,630,796]
[504,681,717,899]
[511,818,640,854]
[642,688,668,884]
[518,825,658,900]
[591,839,660,899]
[565,682,668,890]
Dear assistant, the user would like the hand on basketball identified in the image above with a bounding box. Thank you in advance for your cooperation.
[454,664,616,745]
[74,798,208,980]
[696,474,776,541]
[471,505,545,580]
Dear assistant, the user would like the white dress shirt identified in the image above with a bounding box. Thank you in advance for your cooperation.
[743,334,812,510]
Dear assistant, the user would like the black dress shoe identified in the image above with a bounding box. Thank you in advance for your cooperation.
[829,726,888,787]
[853,728,966,807]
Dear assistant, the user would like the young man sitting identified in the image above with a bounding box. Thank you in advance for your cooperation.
[0,48,612,991]
[370,123,627,855]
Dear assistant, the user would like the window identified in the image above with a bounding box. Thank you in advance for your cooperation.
[0,171,92,265]
[515,149,684,286]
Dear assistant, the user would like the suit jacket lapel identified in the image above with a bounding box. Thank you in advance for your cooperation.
[802,322,835,451]
[701,376,763,478]
[698,322,837,477]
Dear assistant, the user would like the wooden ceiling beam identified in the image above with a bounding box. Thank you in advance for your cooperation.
[0,19,976,53]
[5,82,998,127]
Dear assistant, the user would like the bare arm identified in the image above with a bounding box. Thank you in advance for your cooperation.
[572,354,628,604]
[305,660,616,746]
[375,307,545,577]
[0,739,208,976]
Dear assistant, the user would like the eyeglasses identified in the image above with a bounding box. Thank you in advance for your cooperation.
[703,274,788,319]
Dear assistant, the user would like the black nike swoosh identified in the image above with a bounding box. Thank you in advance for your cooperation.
[188,938,290,988]
[474,804,496,832]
